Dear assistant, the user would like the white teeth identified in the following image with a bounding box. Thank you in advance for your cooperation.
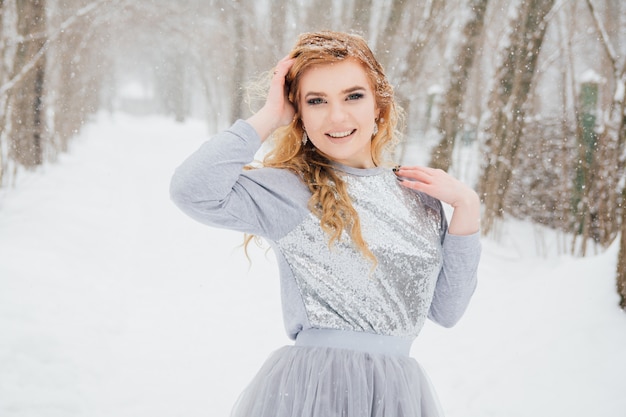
[328,130,353,138]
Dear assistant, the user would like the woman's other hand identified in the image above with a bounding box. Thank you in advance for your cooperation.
[394,166,480,236]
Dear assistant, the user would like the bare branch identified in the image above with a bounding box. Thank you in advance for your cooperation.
[0,0,113,96]
[585,0,619,74]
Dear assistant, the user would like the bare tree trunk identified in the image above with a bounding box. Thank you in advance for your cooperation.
[583,0,626,308]
[395,0,446,86]
[269,0,288,59]
[618,186,626,310]
[305,0,333,30]
[373,0,409,68]
[51,1,86,150]
[9,0,47,168]
[556,9,569,193]
[350,0,373,34]
[580,0,626,250]
[429,0,489,171]
[0,0,7,184]
[48,1,109,151]
[478,0,556,234]
[386,0,450,161]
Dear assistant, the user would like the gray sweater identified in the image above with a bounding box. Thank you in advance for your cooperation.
[170,120,481,341]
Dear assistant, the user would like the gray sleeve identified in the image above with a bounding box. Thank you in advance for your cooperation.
[169,120,310,239]
[427,222,481,328]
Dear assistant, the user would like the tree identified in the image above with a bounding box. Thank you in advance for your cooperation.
[479,0,556,234]
[9,0,47,168]
[429,0,489,171]
[617,187,626,310]
[349,0,373,35]
[269,0,289,60]
[0,0,8,184]
[48,0,112,150]
[581,0,625,247]
[390,0,448,113]
[373,0,411,69]
[584,0,626,307]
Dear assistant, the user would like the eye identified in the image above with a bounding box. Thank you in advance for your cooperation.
[307,97,326,105]
[347,92,364,101]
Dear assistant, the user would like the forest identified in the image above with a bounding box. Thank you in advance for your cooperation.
[1,0,625,307]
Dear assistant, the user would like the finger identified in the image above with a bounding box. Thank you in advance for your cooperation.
[273,56,295,78]
[394,166,433,183]
[397,166,436,177]
[397,177,428,192]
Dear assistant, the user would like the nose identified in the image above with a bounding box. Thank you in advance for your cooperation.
[328,102,347,123]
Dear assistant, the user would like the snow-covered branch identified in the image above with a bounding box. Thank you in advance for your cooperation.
[0,0,113,96]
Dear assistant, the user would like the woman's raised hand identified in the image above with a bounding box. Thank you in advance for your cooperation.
[394,166,481,236]
[246,56,296,141]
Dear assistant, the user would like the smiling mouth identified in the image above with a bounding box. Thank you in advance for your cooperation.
[326,129,356,139]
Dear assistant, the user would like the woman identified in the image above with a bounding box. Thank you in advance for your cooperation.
[170,31,481,417]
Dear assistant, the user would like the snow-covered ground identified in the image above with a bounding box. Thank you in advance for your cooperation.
[1,113,624,417]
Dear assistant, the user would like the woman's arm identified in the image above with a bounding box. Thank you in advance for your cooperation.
[170,57,309,237]
[170,120,310,238]
[428,230,481,327]
[395,167,481,326]
[169,120,263,230]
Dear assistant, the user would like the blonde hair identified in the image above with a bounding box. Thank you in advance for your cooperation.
[248,31,402,263]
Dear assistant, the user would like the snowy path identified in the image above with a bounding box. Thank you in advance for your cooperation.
[0,113,625,417]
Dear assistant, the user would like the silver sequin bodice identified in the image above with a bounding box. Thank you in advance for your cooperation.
[277,169,443,339]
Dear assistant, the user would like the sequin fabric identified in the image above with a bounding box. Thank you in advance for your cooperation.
[277,169,443,339]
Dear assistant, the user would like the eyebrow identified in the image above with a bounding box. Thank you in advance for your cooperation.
[304,85,367,99]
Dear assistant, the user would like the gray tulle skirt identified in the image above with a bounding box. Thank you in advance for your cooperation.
[230,329,444,417]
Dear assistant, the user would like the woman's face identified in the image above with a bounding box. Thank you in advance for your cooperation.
[298,59,379,168]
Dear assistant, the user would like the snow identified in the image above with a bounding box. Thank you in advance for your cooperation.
[118,81,153,99]
[427,84,444,95]
[1,113,625,417]
[614,78,625,103]
[578,69,605,85]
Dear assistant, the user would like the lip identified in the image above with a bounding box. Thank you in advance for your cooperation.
[325,129,356,142]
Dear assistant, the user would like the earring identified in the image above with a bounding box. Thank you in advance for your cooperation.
[302,130,308,146]
[372,124,379,136]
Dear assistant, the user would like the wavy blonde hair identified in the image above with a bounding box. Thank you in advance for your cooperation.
[247,31,402,263]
